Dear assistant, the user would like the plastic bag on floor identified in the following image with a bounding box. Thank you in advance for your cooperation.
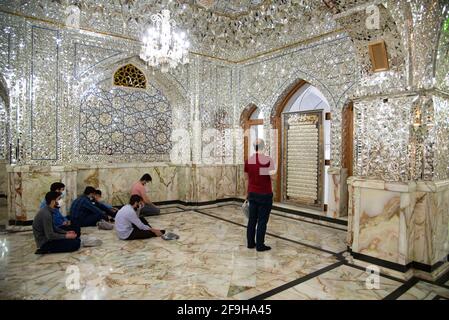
[242,200,249,219]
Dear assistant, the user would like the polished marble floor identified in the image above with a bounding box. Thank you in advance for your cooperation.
[0,203,448,300]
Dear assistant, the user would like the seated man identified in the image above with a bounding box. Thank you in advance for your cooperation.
[130,174,160,217]
[93,189,118,218]
[40,182,80,237]
[115,195,165,240]
[33,191,80,254]
[70,186,111,227]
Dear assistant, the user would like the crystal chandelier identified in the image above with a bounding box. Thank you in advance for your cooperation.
[140,9,190,73]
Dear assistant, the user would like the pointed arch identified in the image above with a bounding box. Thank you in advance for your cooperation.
[113,63,147,89]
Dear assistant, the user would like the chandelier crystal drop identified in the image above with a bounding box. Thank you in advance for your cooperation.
[140,9,190,73]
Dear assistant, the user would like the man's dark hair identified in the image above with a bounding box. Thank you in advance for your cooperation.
[94,189,102,196]
[50,182,65,192]
[45,191,62,205]
[84,186,97,195]
[140,174,152,182]
[129,194,143,206]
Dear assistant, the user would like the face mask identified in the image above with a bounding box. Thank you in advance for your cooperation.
[60,191,66,199]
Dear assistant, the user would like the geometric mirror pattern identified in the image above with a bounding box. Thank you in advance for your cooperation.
[79,85,172,155]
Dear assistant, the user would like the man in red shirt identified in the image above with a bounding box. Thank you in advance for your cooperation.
[244,138,276,252]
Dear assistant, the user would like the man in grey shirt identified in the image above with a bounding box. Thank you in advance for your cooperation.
[115,195,165,240]
[33,191,80,254]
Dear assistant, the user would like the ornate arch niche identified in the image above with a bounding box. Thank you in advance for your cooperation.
[270,79,332,211]
[78,61,175,160]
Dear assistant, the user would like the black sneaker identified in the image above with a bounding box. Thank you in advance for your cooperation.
[256,245,271,252]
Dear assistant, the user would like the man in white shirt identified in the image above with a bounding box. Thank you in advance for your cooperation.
[115,195,165,240]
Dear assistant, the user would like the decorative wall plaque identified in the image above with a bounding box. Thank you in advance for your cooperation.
[282,110,324,209]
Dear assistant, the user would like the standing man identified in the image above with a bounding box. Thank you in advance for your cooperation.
[244,139,276,252]
[130,173,160,216]
[33,191,80,254]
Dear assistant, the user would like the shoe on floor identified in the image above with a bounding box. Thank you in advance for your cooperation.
[97,219,113,230]
[256,245,271,252]
[80,236,102,247]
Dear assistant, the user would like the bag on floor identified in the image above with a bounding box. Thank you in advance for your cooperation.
[162,232,179,240]
[80,236,102,247]
[242,200,249,219]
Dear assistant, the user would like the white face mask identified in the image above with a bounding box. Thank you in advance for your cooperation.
[134,203,143,211]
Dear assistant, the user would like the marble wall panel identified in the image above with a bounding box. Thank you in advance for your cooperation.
[412,183,449,266]
[327,168,348,218]
[76,165,180,206]
[10,168,63,220]
[0,159,7,196]
[357,188,401,263]
[215,166,237,199]
[74,164,244,206]
[349,178,449,271]
[196,166,218,203]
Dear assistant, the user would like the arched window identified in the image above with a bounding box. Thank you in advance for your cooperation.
[113,64,147,89]
[240,104,264,162]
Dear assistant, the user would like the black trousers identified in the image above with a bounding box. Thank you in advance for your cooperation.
[59,224,81,237]
[247,192,273,249]
[126,217,165,240]
[36,238,81,254]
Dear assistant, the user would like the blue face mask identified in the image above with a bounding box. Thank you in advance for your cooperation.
[60,191,66,198]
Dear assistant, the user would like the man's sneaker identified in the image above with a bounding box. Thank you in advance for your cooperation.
[80,236,102,247]
[97,219,113,230]
[161,232,179,240]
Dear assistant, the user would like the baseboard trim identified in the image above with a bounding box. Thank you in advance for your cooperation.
[8,219,33,226]
[155,198,243,207]
[349,248,449,274]
[271,204,348,226]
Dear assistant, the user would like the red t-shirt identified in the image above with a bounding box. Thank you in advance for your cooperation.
[244,153,275,194]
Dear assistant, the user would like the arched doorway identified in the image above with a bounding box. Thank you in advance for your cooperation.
[271,81,331,211]
[240,104,264,162]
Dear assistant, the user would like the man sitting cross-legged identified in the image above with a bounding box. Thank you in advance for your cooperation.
[70,186,112,227]
[40,182,81,237]
[115,195,165,240]
[33,191,80,254]
[93,189,118,219]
